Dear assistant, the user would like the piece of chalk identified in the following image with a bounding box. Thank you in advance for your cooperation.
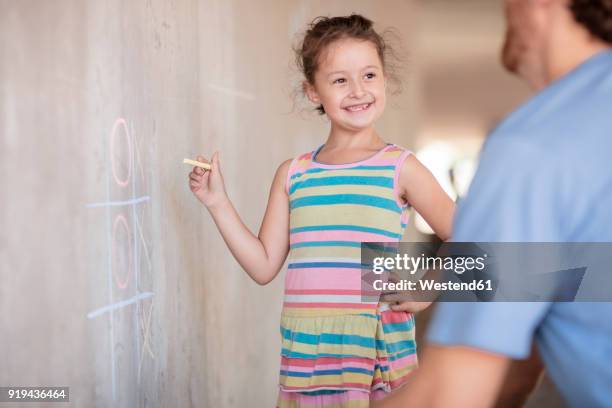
[183,158,211,170]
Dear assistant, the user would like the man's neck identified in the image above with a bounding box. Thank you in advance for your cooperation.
[542,8,612,88]
[546,40,610,86]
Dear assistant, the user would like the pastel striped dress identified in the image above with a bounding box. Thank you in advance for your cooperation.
[277,143,418,408]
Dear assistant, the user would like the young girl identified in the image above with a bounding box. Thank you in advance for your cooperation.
[188,14,454,408]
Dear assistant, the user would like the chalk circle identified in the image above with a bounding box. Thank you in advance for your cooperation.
[110,117,132,188]
[112,214,133,290]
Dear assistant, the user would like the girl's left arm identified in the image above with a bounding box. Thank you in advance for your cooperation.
[381,154,456,312]
[398,154,455,241]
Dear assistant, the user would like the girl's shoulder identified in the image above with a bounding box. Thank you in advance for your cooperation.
[367,143,413,169]
[292,150,316,169]
[283,150,315,195]
[381,143,413,160]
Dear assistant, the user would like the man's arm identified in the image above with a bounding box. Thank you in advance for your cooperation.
[373,344,512,408]
[496,342,544,407]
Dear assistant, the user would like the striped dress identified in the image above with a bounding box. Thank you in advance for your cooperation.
[277,143,418,408]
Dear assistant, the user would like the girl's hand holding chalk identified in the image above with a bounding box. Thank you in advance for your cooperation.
[183,158,211,170]
[187,152,228,208]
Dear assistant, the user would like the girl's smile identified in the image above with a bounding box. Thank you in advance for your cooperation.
[343,102,374,112]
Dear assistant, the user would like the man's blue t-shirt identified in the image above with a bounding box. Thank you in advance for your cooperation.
[427,50,612,407]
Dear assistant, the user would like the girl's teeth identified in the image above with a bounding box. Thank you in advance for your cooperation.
[347,103,370,111]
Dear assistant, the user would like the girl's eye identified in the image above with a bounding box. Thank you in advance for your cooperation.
[365,72,376,80]
[333,78,346,84]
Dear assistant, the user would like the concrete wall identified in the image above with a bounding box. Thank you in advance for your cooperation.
[0,1,414,407]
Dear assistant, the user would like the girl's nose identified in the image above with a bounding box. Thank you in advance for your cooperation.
[349,79,366,98]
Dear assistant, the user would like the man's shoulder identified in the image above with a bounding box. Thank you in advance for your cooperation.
[489,51,612,153]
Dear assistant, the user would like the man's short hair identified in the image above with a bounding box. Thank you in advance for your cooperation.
[571,0,612,43]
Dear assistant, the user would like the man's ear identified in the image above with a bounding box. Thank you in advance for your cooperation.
[303,81,320,104]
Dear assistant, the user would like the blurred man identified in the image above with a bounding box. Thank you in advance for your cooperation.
[376,0,612,407]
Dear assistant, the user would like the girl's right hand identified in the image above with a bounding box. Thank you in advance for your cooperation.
[188,151,228,208]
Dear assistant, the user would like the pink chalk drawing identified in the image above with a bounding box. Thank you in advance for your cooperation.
[110,118,132,188]
[112,213,133,290]
[86,117,156,402]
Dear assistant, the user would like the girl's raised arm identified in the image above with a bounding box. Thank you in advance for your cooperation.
[189,153,291,285]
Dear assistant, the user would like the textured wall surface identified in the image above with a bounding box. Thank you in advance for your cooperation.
[0,1,414,407]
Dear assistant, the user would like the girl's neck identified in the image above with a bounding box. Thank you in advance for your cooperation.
[324,124,385,150]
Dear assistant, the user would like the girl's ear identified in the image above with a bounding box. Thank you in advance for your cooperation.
[303,81,320,104]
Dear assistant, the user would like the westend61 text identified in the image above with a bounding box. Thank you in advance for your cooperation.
[373,279,493,292]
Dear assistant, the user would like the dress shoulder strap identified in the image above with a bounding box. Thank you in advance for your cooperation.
[284,151,314,195]
[376,143,413,167]
[381,144,414,210]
